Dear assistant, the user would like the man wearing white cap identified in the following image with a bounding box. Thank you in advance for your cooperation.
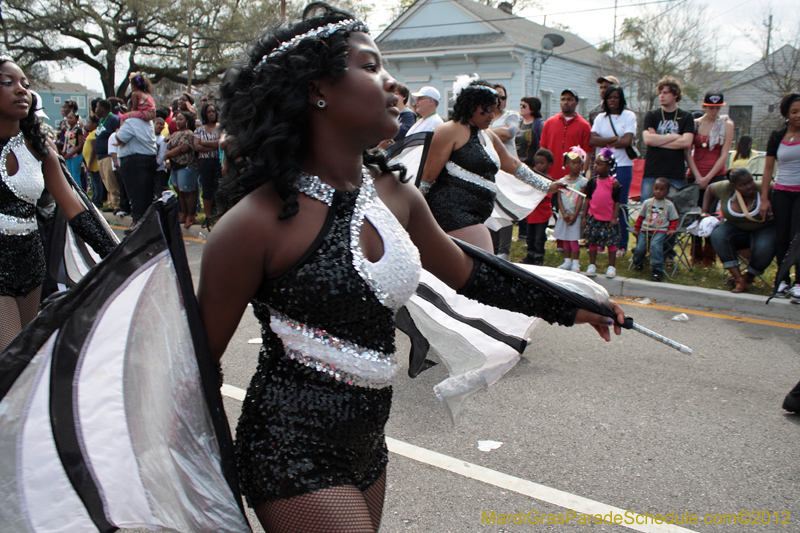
[406,86,444,136]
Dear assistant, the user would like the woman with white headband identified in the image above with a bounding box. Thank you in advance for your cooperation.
[419,76,563,251]
[205,4,624,530]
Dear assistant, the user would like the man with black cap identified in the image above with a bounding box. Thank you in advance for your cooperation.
[589,75,620,126]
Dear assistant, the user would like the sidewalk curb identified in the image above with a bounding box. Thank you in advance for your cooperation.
[104,211,796,321]
[590,275,798,321]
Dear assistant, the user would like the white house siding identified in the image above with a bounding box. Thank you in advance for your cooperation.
[387,53,522,119]
[378,0,612,122]
[533,55,603,119]
[385,51,604,121]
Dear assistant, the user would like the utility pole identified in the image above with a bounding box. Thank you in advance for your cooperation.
[764,11,772,59]
[281,0,286,22]
[186,32,193,95]
[612,0,618,56]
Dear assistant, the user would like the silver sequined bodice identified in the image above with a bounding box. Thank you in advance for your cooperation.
[0,132,44,236]
[264,170,421,388]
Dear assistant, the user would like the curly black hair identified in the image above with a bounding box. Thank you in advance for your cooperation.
[129,73,153,94]
[217,2,404,219]
[0,58,49,158]
[779,93,800,119]
[179,111,196,132]
[451,79,499,125]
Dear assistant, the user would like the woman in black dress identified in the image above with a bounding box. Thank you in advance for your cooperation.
[199,4,624,532]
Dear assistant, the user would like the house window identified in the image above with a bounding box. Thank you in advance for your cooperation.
[77,96,86,109]
[579,99,587,118]
[540,91,552,119]
[443,89,454,120]
[729,105,752,132]
[768,104,775,113]
[54,96,61,104]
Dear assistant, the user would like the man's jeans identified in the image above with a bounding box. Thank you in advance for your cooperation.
[632,231,668,272]
[709,221,776,276]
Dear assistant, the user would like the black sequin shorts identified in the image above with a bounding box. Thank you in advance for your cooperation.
[235,341,393,506]
[0,232,46,297]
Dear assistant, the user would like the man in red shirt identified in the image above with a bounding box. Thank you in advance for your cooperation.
[539,89,591,179]
[522,89,591,265]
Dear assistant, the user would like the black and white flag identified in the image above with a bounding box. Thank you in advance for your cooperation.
[0,195,250,532]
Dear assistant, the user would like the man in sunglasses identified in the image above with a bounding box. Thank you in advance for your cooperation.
[489,83,519,155]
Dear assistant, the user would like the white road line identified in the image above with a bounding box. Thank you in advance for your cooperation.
[220,383,697,533]
[221,383,246,401]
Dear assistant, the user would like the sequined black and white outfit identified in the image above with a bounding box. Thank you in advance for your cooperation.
[236,171,422,505]
[426,125,500,233]
[0,132,46,297]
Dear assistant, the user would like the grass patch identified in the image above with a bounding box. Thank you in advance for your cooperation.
[509,228,777,297]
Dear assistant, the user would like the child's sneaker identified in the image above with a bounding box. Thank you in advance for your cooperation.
[634,262,644,271]
[791,284,800,304]
[571,262,581,273]
[606,266,616,279]
[652,271,663,282]
[586,264,597,277]
[558,258,572,270]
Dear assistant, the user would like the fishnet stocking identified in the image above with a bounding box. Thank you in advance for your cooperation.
[253,470,387,533]
[0,286,41,351]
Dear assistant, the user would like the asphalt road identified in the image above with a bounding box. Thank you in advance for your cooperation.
[122,231,800,533]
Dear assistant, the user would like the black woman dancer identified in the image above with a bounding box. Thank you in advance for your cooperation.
[0,56,115,350]
[201,4,625,532]
[420,75,562,252]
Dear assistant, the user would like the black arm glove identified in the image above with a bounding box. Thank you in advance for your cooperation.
[455,241,578,327]
[68,210,117,258]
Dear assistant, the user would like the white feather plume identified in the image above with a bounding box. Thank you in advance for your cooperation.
[452,74,478,99]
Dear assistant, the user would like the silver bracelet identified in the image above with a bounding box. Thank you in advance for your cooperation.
[514,163,551,193]
[419,181,433,196]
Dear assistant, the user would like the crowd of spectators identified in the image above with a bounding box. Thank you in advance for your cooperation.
[35,69,799,301]
[388,73,795,299]
[41,76,222,233]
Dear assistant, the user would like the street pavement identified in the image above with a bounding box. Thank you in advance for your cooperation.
[110,224,800,533]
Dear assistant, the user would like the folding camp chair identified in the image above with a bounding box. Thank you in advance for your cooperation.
[745,154,767,178]
[667,182,702,277]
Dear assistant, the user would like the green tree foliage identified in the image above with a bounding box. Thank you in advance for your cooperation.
[0,0,370,97]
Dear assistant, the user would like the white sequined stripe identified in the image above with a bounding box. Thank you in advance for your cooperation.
[270,311,396,389]
[514,163,551,193]
[445,161,498,193]
[1,132,44,205]
[350,172,421,310]
[296,172,335,206]
[0,213,36,235]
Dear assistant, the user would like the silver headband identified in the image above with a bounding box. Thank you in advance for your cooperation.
[467,85,498,95]
[258,19,368,68]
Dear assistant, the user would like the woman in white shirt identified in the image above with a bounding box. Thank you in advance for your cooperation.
[589,86,637,255]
